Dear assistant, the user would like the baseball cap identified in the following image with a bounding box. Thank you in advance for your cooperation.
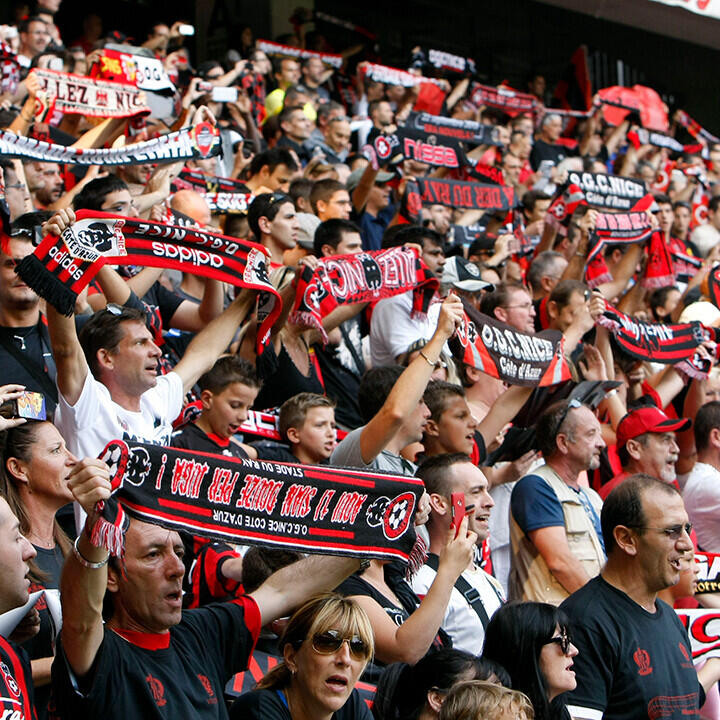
[346,167,394,192]
[441,256,495,293]
[616,406,691,448]
[295,212,321,251]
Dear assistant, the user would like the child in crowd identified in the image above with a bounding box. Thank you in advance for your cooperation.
[172,355,261,458]
[252,392,337,464]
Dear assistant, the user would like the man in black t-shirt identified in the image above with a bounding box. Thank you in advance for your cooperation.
[529,114,576,171]
[51,458,364,720]
[561,474,720,720]
[0,495,38,720]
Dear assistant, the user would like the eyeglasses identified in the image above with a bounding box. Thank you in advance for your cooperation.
[311,630,369,660]
[628,523,693,540]
[501,302,533,311]
[547,629,572,655]
[555,398,582,435]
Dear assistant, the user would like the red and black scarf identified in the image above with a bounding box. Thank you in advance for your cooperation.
[16,210,281,356]
[469,83,537,114]
[91,47,175,94]
[92,439,425,565]
[0,41,19,95]
[403,177,515,213]
[675,110,720,145]
[290,247,439,343]
[406,111,503,147]
[597,301,717,379]
[172,169,255,214]
[449,301,572,387]
[255,39,343,68]
[410,47,476,76]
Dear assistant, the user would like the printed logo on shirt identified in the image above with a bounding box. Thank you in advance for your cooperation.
[146,674,166,706]
[678,641,693,669]
[0,662,19,699]
[633,647,653,676]
[197,674,217,704]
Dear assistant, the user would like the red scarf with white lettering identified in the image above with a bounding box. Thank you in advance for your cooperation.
[290,247,439,343]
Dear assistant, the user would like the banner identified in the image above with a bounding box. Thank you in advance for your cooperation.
[30,68,150,119]
[16,210,281,357]
[596,302,717,379]
[172,169,255,214]
[360,63,444,88]
[449,301,572,387]
[0,122,219,165]
[696,551,720,594]
[406,111,504,146]
[410,47,476,76]
[593,211,654,243]
[649,0,720,20]
[469,83,537,114]
[407,177,515,211]
[91,47,175,93]
[677,610,720,662]
[255,39,343,68]
[565,172,648,211]
[93,439,425,563]
[290,246,439,343]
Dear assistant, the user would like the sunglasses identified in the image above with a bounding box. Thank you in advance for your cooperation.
[547,629,572,655]
[629,522,693,540]
[311,630,369,660]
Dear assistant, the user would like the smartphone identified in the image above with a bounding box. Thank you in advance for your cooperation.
[450,492,465,537]
[48,57,64,71]
[211,86,238,103]
[178,24,195,36]
[538,160,554,179]
[0,391,47,421]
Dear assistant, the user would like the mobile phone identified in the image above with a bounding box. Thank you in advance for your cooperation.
[450,492,465,537]
[538,160,554,179]
[0,391,46,421]
[211,86,238,103]
[178,24,195,36]
[48,57,64,71]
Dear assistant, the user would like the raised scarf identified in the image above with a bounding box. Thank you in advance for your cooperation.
[15,210,281,356]
[360,63,445,88]
[90,47,176,94]
[410,48,476,76]
[92,439,425,564]
[405,177,515,211]
[172,169,255,214]
[255,39,343,68]
[449,301,572,387]
[596,300,716,379]
[469,83,537,114]
[405,111,503,146]
[30,68,150,119]
[0,122,220,165]
[290,246,439,343]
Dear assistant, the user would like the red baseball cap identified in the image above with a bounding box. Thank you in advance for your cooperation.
[616,406,691,448]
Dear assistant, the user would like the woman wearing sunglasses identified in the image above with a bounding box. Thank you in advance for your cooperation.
[230,593,374,720]
[482,602,579,720]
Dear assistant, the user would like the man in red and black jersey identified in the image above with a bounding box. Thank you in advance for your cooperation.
[50,458,364,720]
[0,495,38,720]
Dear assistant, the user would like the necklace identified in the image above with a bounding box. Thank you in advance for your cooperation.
[13,334,27,351]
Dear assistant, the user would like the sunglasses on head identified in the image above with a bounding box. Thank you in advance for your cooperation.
[311,630,369,660]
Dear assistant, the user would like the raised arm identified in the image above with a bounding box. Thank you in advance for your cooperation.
[250,554,362,627]
[42,210,90,405]
[359,294,463,464]
[60,458,112,677]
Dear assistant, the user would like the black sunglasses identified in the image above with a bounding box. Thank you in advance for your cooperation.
[311,630,369,660]
[547,629,572,655]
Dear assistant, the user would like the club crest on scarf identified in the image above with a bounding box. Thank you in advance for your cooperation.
[62,217,127,262]
[91,440,424,562]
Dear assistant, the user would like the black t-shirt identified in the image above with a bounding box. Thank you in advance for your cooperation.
[142,282,184,330]
[560,576,702,720]
[0,636,35,720]
[172,422,249,460]
[50,597,261,720]
[24,545,64,720]
[229,687,372,720]
[250,440,299,464]
[313,317,364,430]
[0,322,57,416]
[530,138,576,171]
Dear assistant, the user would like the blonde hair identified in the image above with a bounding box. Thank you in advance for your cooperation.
[438,680,535,720]
[257,592,374,690]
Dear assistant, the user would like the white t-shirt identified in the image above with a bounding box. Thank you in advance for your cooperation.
[410,560,505,654]
[683,461,720,552]
[369,292,442,368]
[55,370,184,459]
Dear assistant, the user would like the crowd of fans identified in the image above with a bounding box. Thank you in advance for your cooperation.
[2,2,720,719]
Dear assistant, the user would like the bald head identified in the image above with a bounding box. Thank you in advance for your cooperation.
[170,190,211,227]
